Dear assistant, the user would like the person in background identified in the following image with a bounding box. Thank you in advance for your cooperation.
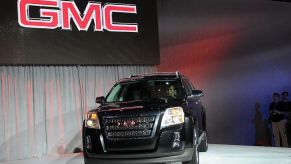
[253,102,271,146]
[280,91,291,147]
[167,85,177,98]
[269,92,288,147]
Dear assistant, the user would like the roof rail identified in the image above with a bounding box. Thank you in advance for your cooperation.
[119,72,181,82]
[130,72,180,78]
[119,76,141,82]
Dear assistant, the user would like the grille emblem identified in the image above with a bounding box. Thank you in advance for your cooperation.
[117,120,136,127]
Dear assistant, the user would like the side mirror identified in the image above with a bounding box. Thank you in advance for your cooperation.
[96,96,105,105]
[192,90,204,97]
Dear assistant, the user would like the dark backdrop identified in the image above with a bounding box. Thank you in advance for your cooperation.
[157,0,291,145]
[0,0,159,65]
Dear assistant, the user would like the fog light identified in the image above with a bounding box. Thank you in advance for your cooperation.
[172,132,181,148]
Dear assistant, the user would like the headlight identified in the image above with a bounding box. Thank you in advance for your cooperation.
[85,111,100,129]
[161,107,185,128]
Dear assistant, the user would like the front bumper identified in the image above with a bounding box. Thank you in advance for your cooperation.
[83,117,195,164]
[84,147,194,164]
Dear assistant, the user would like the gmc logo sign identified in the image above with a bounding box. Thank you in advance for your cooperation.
[17,0,138,32]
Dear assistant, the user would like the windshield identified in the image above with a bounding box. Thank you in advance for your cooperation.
[106,79,183,103]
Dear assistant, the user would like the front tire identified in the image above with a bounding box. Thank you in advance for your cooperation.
[199,109,208,152]
[199,132,208,152]
[183,125,199,164]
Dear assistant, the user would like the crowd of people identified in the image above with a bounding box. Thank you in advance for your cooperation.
[269,91,291,147]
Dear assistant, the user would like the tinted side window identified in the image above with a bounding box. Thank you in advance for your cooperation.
[186,79,195,90]
[182,78,192,96]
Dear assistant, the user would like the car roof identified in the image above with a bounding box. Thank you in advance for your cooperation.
[119,72,184,83]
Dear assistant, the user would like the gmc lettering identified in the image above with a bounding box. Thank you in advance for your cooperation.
[17,0,138,32]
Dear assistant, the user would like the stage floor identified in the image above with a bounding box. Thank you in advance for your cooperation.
[1,144,291,164]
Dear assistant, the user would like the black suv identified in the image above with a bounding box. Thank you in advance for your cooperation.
[83,72,208,164]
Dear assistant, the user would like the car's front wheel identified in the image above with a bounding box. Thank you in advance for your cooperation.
[182,125,199,164]
[199,132,208,152]
[199,109,208,152]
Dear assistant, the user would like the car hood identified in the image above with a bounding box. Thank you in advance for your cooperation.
[96,99,185,116]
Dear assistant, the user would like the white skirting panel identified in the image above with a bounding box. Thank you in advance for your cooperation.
[0,65,155,162]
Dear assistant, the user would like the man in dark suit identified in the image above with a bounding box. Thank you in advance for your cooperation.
[269,93,288,147]
[280,91,291,147]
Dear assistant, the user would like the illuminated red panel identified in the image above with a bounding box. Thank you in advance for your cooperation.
[13,77,20,158]
[48,80,54,150]
[158,32,237,89]
[26,80,35,157]
[56,80,65,145]
[7,75,11,160]
[73,81,82,132]
[2,72,8,160]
